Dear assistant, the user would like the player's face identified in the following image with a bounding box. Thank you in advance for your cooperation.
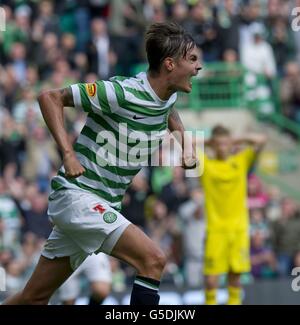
[212,135,232,158]
[171,46,202,93]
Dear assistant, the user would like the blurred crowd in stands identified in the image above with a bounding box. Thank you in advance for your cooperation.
[1,0,300,300]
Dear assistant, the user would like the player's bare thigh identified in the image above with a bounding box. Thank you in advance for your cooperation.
[110,224,166,280]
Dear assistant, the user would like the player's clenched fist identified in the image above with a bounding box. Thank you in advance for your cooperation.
[182,155,199,169]
[63,152,86,178]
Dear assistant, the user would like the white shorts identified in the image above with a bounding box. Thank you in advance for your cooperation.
[59,253,112,302]
[42,189,131,270]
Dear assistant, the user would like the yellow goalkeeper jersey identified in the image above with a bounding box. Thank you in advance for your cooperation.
[200,147,256,232]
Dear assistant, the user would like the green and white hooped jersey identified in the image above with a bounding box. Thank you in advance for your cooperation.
[50,72,177,211]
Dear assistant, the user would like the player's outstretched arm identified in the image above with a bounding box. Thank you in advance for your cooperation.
[38,87,86,178]
[168,107,198,169]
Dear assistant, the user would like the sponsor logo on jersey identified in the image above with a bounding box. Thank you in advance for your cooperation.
[86,83,96,97]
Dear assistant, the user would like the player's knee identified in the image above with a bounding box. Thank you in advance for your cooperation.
[228,272,241,286]
[143,248,167,274]
[205,276,218,290]
[155,249,167,271]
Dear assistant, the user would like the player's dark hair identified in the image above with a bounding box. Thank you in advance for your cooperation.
[145,21,196,73]
[211,125,231,137]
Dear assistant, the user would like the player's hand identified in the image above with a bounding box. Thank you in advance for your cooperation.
[63,152,86,178]
[182,155,199,169]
